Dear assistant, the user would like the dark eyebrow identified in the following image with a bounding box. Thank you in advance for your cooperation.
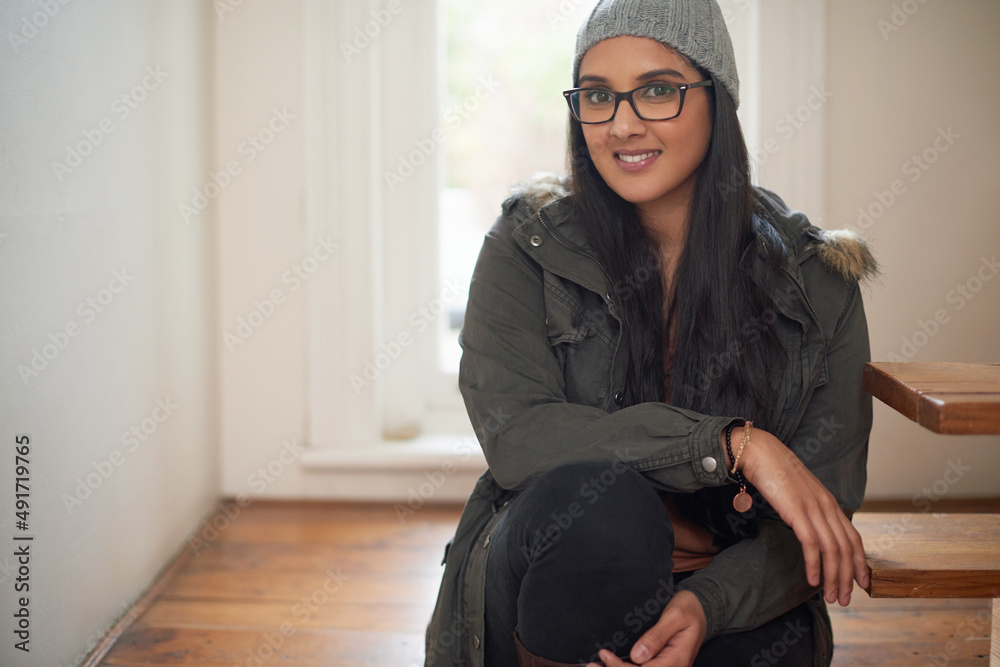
[638,68,688,81]
[577,68,688,86]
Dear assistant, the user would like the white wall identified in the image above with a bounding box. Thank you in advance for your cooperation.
[827,0,1000,498]
[0,2,217,665]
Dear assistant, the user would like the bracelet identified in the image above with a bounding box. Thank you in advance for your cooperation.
[724,422,740,470]
[732,421,752,474]
[725,421,753,513]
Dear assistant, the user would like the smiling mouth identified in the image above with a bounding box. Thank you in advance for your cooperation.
[615,151,661,163]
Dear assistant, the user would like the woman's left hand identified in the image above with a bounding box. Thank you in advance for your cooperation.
[586,590,706,667]
[736,428,869,607]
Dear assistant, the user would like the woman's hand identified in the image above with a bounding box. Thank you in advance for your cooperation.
[732,427,870,606]
[586,590,706,667]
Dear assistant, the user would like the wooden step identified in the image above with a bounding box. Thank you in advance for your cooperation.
[863,362,1000,434]
[854,513,1000,598]
[855,512,1000,666]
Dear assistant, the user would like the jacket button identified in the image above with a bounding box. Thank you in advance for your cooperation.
[473,635,481,649]
[614,391,624,406]
[529,235,543,247]
[701,456,718,473]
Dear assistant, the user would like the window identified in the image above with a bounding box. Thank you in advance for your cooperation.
[306,0,827,448]
[436,0,601,373]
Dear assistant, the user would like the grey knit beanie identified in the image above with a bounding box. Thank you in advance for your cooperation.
[573,0,739,109]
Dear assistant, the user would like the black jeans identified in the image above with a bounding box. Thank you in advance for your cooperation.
[483,461,815,666]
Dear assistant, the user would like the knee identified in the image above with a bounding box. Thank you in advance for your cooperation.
[533,460,659,511]
[522,460,671,547]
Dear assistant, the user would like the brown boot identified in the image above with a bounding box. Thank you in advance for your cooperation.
[514,631,583,667]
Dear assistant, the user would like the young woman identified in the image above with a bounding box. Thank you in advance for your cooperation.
[426,1,877,665]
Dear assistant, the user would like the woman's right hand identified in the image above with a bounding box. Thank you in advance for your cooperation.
[723,427,870,607]
[587,590,706,667]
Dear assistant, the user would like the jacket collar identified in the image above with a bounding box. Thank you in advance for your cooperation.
[506,179,877,330]
[511,196,615,303]
[513,195,816,326]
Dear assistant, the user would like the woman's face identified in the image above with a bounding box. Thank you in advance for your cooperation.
[577,36,713,218]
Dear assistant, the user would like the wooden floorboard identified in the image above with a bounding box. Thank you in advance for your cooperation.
[97,500,995,666]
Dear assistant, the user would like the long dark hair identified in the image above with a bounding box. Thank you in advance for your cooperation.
[568,72,787,543]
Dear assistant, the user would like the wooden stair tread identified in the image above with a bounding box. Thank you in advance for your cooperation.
[864,362,1000,434]
[854,513,1000,598]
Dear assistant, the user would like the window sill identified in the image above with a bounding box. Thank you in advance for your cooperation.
[297,433,486,503]
[300,433,486,472]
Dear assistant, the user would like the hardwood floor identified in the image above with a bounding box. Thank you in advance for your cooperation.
[95,500,994,666]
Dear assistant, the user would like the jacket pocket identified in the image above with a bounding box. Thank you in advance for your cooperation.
[541,271,617,407]
[543,273,588,345]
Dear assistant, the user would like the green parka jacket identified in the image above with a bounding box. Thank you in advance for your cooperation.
[425,175,877,667]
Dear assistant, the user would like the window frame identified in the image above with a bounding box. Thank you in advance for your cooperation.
[303,0,828,450]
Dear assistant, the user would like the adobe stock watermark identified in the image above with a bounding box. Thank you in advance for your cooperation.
[756,85,833,169]
[383,76,502,191]
[245,567,351,667]
[855,127,960,231]
[339,0,413,63]
[678,305,781,402]
[720,84,834,197]
[190,438,306,555]
[924,601,995,666]
[349,278,465,393]
[522,451,635,562]
[726,416,845,534]
[886,253,998,361]
[545,0,599,29]
[877,0,930,41]
[866,458,973,558]
[720,0,753,24]
[590,576,673,662]
[425,611,474,665]
[213,0,243,20]
[7,0,75,55]
[748,83,834,177]
[17,267,135,385]
[672,286,801,405]
[223,236,339,351]
[61,397,180,513]
[51,65,168,182]
[179,106,296,223]
[394,437,480,523]
[749,616,812,666]
[576,256,660,338]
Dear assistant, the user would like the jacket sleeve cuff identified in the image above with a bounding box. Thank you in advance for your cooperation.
[676,576,729,639]
[690,416,743,486]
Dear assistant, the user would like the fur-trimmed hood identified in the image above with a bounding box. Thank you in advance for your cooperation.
[507,172,878,285]
[812,228,879,284]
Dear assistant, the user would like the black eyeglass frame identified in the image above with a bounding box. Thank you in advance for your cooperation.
[563,79,714,124]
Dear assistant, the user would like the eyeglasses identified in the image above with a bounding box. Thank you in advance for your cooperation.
[563,80,713,124]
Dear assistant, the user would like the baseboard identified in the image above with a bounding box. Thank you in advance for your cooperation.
[859,496,1000,513]
[79,507,207,667]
